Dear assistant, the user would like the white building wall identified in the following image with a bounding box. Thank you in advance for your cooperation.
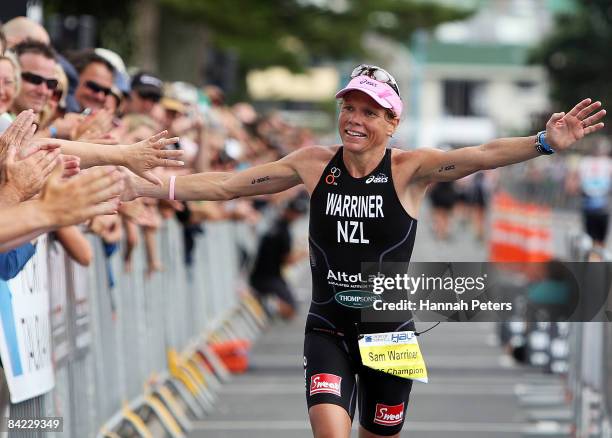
[407,64,549,148]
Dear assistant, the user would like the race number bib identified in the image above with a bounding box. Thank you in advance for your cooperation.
[358,331,428,383]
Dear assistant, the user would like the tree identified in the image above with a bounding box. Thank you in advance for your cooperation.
[531,0,612,131]
[159,0,471,69]
[44,0,472,92]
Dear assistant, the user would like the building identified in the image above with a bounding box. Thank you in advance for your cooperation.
[393,0,576,148]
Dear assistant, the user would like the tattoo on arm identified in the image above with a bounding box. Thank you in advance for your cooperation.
[251,176,271,185]
[437,164,456,172]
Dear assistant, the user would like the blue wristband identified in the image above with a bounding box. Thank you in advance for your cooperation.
[49,125,58,138]
[536,131,555,154]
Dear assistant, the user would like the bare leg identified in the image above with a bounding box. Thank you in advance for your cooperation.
[473,206,485,241]
[143,226,162,278]
[309,404,352,438]
[123,219,139,273]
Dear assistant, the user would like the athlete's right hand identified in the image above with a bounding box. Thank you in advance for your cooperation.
[119,130,184,186]
[40,162,125,227]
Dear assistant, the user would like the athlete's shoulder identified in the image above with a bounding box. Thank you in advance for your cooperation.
[390,147,442,185]
[283,145,339,165]
[390,147,423,167]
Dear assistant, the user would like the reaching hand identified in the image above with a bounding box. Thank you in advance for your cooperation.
[40,163,125,227]
[1,144,60,201]
[118,167,142,202]
[60,155,81,178]
[72,109,114,141]
[0,110,36,163]
[120,130,184,185]
[50,113,86,140]
[546,98,606,151]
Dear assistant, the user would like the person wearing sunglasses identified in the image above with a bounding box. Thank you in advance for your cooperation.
[10,39,57,117]
[72,50,114,112]
[122,64,606,438]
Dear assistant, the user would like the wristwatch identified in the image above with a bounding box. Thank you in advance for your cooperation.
[535,130,555,155]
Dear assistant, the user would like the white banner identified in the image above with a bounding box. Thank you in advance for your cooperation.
[0,235,55,403]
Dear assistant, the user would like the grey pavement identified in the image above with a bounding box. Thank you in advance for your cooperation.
[188,206,582,437]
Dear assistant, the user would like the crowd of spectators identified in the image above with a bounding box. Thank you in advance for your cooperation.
[0,16,314,280]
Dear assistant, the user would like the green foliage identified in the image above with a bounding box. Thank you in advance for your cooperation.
[43,0,471,93]
[531,0,612,122]
[158,0,472,67]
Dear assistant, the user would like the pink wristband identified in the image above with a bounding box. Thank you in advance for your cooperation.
[169,175,176,200]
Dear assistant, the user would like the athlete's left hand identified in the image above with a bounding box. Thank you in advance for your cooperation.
[546,98,606,151]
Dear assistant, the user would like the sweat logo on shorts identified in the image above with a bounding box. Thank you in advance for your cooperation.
[309,373,342,396]
[374,402,405,426]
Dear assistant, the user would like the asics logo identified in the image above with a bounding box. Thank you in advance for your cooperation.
[366,173,388,184]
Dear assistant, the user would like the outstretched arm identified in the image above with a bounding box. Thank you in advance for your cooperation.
[127,153,303,202]
[31,130,184,185]
[413,98,606,184]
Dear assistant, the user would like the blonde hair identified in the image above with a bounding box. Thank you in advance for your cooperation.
[0,51,21,96]
[54,63,68,108]
[122,113,159,134]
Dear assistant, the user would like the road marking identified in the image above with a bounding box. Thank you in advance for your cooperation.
[191,420,554,433]
[251,354,519,368]
[220,383,518,396]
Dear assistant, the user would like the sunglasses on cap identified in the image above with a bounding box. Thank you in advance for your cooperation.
[350,64,400,97]
[85,80,112,96]
[21,72,59,90]
[137,90,161,103]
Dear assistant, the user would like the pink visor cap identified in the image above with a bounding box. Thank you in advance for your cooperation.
[335,75,403,118]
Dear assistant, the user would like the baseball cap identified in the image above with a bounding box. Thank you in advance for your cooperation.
[131,72,163,98]
[161,97,186,114]
[335,75,403,118]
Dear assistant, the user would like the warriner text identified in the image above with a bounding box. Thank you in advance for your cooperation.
[326,193,384,218]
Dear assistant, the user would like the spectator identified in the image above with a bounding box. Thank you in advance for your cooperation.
[39,63,68,129]
[576,139,612,247]
[117,113,163,274]
[2,17,50,48]
[428,181,457,240]
[249,196,308,320]
[128,71,163,115]
[10,40,57,117]
[70,50,114,111]
[0,52,20,124]
[0,161,125,250]
[0,24,6,55]
[0,242,35,280]
[94,48,130,115]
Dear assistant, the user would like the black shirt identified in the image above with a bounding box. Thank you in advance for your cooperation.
[307,147,417,337]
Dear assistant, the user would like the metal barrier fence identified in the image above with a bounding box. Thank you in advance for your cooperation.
[4,218,263,437]
[492,163,612,436]
[566,233,612,438]
[497,158,579,210]
[494,232,611,437]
